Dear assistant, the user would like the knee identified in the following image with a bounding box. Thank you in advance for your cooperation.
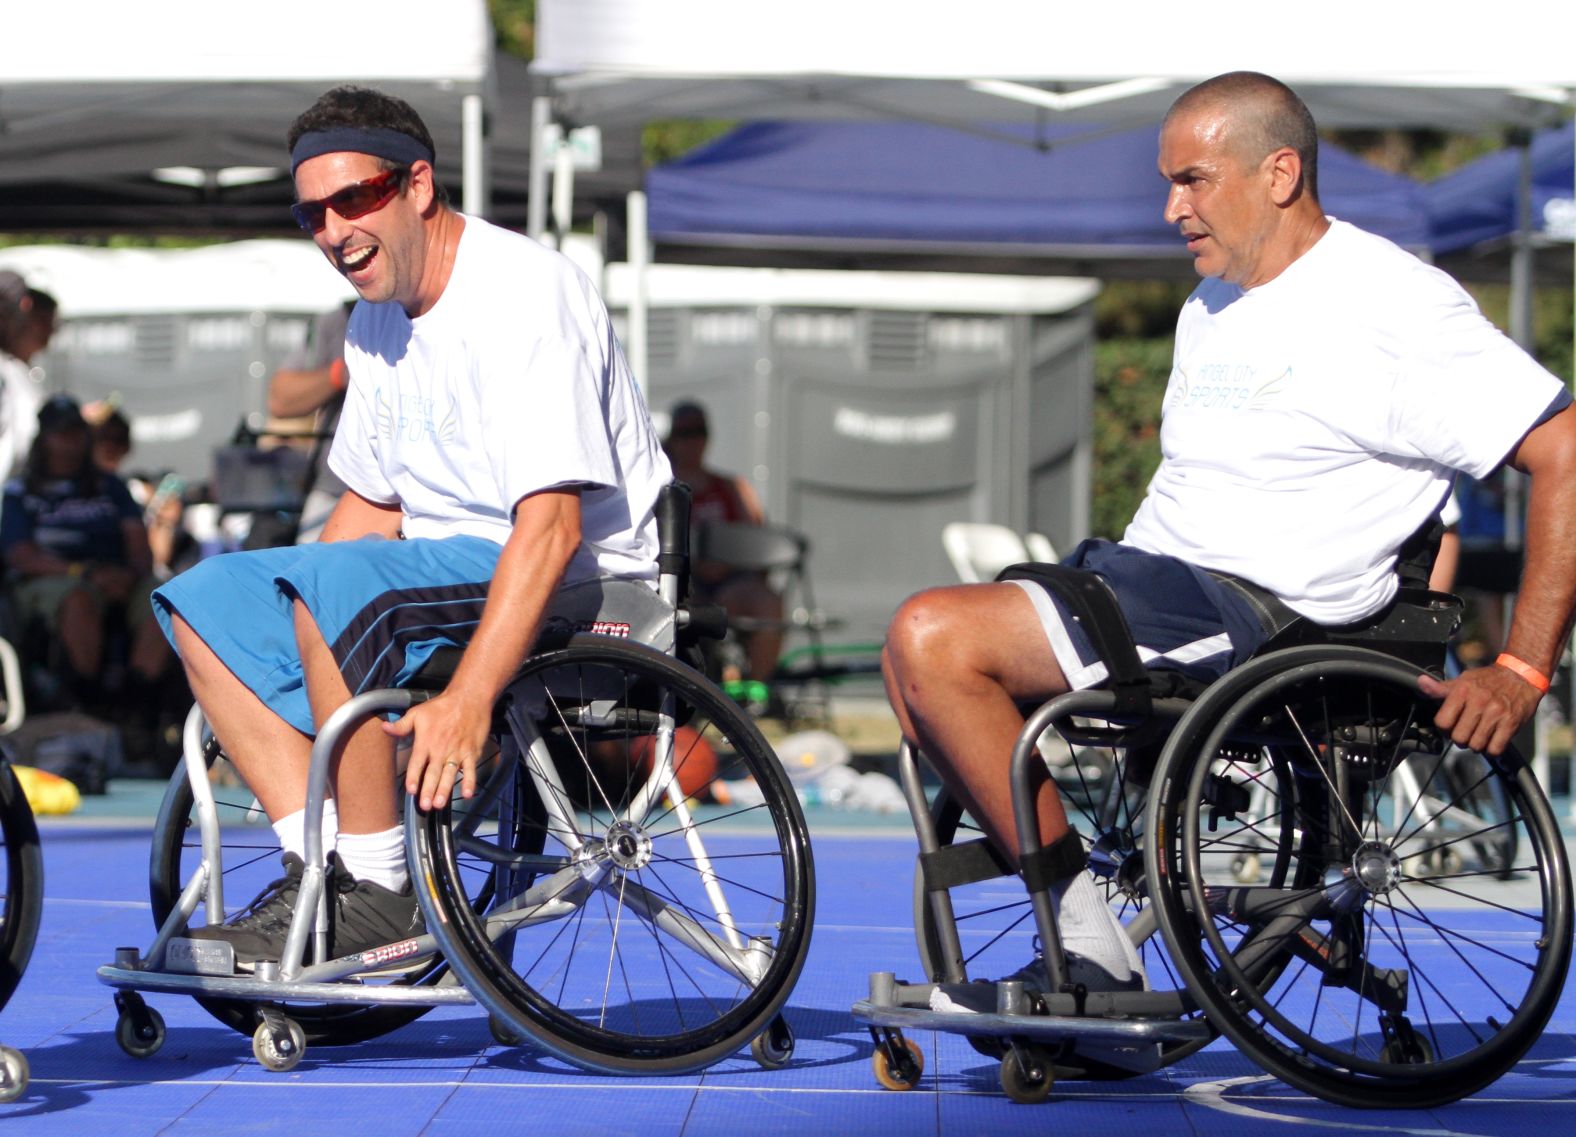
[884,589,965,678]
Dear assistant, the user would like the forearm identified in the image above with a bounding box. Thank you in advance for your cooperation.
[448,493,581,706]
[1502,472,1576,677]
[268,364,343,418]
[319,489,403,543]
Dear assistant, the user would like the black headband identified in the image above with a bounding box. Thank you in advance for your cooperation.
[290,127,434,175]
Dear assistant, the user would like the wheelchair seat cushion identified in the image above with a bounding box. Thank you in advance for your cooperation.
[1005,539,1270,694]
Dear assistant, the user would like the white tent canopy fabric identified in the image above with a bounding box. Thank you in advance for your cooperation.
[535,0,1575,132]
[0,0,498,228]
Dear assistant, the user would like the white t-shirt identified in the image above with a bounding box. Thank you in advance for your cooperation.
[1124,220,1565,625]
[329,216,671,583]
[0,353,42,480]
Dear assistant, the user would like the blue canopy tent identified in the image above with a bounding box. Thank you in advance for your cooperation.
[1425,122,1575,257]
[645,120,1430,278]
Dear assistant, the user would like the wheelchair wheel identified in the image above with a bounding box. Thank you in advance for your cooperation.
[415,636,815,1074]
[0,762,43,1013]
[1147,647,1573,1108]
[148,737,473,1047]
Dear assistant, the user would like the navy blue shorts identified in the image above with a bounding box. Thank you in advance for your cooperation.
[1007,539,1268,691]
[153,535,503,735]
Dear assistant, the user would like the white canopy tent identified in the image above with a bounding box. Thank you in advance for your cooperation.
[0,0,497,228]
[533,0,1575,132]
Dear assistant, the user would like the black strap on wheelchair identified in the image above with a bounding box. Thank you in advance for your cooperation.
[919,838,1016,892]
[1019,830,1088,893]
[996,562,1152,718]
[1206,571,1302,641]
[655,481,692,602]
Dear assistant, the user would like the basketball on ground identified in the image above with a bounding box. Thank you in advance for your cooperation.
[629,726,719,799]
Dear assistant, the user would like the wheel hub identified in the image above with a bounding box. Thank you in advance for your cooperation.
[603,820,653,870]
[1351,840,1401,895]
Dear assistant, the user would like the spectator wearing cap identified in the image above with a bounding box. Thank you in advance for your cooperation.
[0,395,173,713]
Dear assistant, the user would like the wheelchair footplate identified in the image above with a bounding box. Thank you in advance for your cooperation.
[852,969,1212,1096]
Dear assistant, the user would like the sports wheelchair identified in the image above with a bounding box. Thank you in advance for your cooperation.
[854,552,1572,1109]
[97,484,816,1074]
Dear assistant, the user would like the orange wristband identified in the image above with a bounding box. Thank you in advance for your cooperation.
[1495,653,1551,694]
[328,358,348,391]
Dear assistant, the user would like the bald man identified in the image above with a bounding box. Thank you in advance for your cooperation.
[884,71,1576,996]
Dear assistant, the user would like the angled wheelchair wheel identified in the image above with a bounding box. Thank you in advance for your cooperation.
[0,762,43,1013]
[415,636,816,1074]
[1147,647,1573,1108]
[148,737,475,1046]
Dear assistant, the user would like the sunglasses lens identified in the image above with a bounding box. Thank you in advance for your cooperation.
[291,170,402,233]
[291,201,327,233]
[333,181,388,221]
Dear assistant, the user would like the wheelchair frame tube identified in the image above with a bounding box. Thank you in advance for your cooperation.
[898,740,971,985]
[281,688,419,981]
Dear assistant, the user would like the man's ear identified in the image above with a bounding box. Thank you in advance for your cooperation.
[1266,146,1303,207]
[407,159,438,213]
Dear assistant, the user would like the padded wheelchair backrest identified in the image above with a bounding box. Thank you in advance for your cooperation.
[696,521,808,574]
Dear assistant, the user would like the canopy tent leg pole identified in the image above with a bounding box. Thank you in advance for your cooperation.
[461,92,489,220]
[627,189,650,397]
[527,96,553,242]
[552,141,576,249]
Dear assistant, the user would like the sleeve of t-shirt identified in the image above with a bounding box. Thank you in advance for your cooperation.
[482,281,620,509]
[1384,276,1565,478]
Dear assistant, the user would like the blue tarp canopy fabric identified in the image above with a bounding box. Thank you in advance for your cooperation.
[646,120,1431,259]
[1424,122,1576,254]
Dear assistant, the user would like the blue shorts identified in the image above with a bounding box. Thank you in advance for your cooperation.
[1008,539,1268,691]
[152,535,503,735]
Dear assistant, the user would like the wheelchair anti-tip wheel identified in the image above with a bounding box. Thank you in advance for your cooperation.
[413,636,815,1075]
[1147,647,1573,1109]
[147,737,483,1047]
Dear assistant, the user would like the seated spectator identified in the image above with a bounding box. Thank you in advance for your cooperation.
[0,395,173,714]
[663,400,784,683]
[262,300,354,544]
[85,402,133,475]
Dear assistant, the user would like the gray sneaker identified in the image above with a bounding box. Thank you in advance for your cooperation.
[328,869,426,968]
[929,950,1145,1014]
[186,853,307,969]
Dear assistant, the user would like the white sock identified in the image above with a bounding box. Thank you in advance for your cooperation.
[334,826,408,892]
[1050,872,1145,981]
[271,800,339,861]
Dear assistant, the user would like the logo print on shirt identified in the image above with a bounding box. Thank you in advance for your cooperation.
[375,387,460,443]
[1169,365,1292,411]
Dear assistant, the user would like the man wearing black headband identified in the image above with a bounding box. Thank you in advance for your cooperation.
[152,86,671,968]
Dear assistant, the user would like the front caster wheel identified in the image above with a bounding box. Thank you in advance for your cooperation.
[872,1034,924,1090]
[1000,1046,1056,1104]
[0,1046,28,1103]
[751,1015,794,1069]
[253,1016,307,1072]
[115,1004,166,1059]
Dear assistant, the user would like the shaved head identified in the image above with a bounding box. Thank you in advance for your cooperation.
[1165,72,1320,201]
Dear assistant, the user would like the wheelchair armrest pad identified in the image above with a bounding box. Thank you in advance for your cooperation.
[995,562,1152,716]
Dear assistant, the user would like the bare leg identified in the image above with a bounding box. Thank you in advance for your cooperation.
[58,587,104,680]
[883,583,1071,855]
[294,600,397,836]
[171,613,312,821]
[717,574,785,681]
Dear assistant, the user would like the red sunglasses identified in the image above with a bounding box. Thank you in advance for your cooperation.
[291,167,408,233]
